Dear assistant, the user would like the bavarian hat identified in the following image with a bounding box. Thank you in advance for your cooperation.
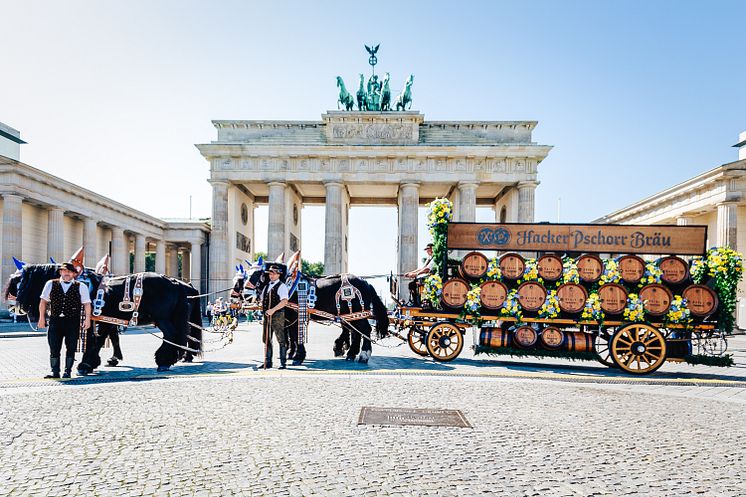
[59,262,76,272]
[267,264,282,274]
[425,243,434,250]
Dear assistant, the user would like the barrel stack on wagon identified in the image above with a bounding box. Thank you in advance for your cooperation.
[394,219,741,375]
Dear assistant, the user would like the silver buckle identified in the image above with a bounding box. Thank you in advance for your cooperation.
[119,302,135,312]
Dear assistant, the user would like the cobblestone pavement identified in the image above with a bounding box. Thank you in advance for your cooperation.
[1,323,746,496]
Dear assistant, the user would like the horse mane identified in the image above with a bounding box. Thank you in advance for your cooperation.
[17,264,58,315]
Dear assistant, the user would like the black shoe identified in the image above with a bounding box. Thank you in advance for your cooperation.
[278,365,287,370]
[107,357,119,367]
[62,372,71,379]
[44,373,60,379]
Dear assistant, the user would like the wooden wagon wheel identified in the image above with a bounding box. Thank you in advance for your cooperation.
[593,328,616,368]
[426,322,464,362]
[407,325,429,357]
[610,323,667,374]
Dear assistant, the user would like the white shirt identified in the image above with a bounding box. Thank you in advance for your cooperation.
[262,280,289,302]
[40,278,92,304]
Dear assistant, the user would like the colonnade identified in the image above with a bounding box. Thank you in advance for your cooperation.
[1,193,205,290]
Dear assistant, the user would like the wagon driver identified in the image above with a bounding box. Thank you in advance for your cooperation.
[38,262,92,378]
[261,264,289,369]
[404,243,434,306]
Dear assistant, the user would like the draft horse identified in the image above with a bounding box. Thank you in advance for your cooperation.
[235,265,389,363]
[8,264,203,373]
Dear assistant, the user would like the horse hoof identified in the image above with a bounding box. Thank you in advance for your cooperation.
[333,348,344,358]
[357,358,369,364]
[357,351,371,364]
[345,356,355,362]
[183,356,193,363]
[156,366,170,372]
[292,360,303,366]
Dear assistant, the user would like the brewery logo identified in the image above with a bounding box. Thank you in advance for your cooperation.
[478,227,510,246]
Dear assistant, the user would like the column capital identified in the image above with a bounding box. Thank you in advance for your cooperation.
[1,192,23,201]
[457,181,479,189]
[209,179,230,186]
[717,200,739,207]
[517,180,540,190]
[323,181,344,189]
[399,182,421,190]
[268,181,287,188]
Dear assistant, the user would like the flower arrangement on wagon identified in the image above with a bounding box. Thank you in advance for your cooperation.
[623,293,646,322]
[486,257,502,280]
[562,258,580,284]
[638,261,663,287]
[599,259,622,285]
[665,295,691,326]
[500,289,523,321]
[517,258,542,285]
[423,274,443,308]
[538,290,560,319]
[580,292,604,322]
[462,284,482,324]
[426,198,453,278]
[691,247,744,333]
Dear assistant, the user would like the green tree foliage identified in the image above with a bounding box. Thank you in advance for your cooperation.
[301,260,325,277]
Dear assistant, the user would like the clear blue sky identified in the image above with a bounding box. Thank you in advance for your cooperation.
[2,1,744,285]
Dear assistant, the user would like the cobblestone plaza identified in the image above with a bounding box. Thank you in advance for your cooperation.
[2,323,746,496]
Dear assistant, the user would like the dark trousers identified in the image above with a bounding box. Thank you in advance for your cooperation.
[48,318,79,360]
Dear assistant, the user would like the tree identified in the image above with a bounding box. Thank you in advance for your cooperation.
[301,259,324,277]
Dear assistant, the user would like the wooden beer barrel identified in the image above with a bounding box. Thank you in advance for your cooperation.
[479,281,508,310]
[460,251,489,280]
[537,254,563,281]
[658,256,689,285]
[513,325,538,348]
[480,327,511,348]
[499,253,526,280]
[597,283,628,314]
[682,284,719,317]
[576,254,603,283]
[441,278,469,309]
[565,331,593,353]
[540,326,564,349]
[639,284,673,316]
[617,255,645,284]
[556,283,588,314]
[516,281,547,312]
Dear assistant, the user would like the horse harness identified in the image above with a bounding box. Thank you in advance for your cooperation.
[90,273,145,328]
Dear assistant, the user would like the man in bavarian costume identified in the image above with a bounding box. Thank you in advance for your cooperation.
[93,254,124,367]
[404,243,434,306]
[261,264,289,369]
[38,262,92,378]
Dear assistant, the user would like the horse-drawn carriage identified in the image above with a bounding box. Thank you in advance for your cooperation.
[388,220,741,375]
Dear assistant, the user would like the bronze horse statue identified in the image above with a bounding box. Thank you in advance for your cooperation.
[336,76,355,111]
[394,74,414,111]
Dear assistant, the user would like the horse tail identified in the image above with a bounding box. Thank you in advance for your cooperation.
[368,286,389,339]
[187,288,203,357]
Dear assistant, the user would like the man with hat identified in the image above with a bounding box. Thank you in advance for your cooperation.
[261,264,289,369]
[404,243,435,306]
[38,262,92,378]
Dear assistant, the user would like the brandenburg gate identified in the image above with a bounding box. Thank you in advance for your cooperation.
[197,110,552,293]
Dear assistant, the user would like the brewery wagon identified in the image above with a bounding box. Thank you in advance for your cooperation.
[389,220,741,375]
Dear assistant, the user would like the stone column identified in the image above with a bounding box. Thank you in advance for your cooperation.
[457,182,478,222]
[517,181,539,223]
[324,182,345,275]
[1,194,23,288]
[676,216,693,226]
[267,182,287,261]
[83,217,98,263]
[190,242,201,291]
[155,240,166,274]
[134,234,146,273]
[210,180,230,294]
[47,207,65,263]
[110,227,126,274]
[397,183,420,299]
[717,202,738,249]
[182,248,191,281]
[167,245,179,277]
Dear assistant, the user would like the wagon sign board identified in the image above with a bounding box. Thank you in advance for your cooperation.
[447,223,707,255]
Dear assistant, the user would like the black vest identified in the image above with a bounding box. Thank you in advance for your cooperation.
[49,280,82,319]
[262,282,282,311]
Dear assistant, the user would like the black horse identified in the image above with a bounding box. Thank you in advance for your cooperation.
[237,265,389,364]
[8,264,203,372]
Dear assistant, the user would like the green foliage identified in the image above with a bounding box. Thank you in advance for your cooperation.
[691,247,744,334]
[145,253,155,272]
[301,259,325,277]
[684,354,734,367]
[474,345,598,362]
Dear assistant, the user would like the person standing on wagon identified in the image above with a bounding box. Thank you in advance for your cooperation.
[38,262,92,378]
[404,243,434,306]
[261,264,289,369]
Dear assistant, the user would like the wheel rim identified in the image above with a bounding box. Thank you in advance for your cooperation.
[407,326,429,356]
[594,330,616,367]
[426,323,464,362]
[610,323,666,374]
